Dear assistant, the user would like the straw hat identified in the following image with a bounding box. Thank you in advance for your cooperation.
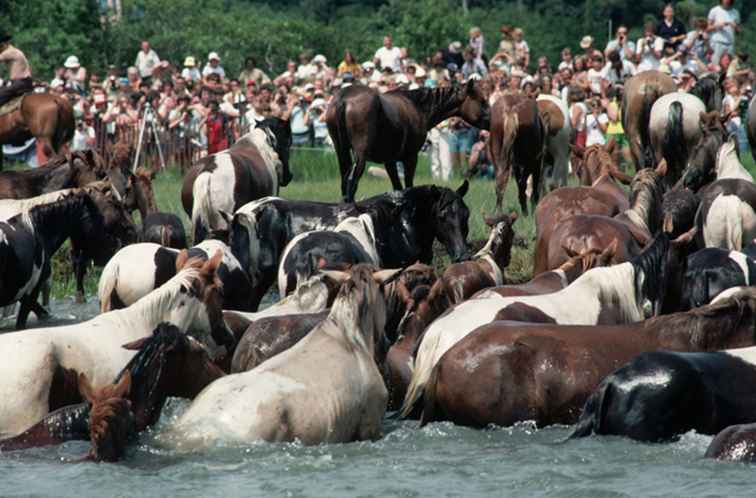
[208,52,221,62]
[580,36,594,49]
[183,56,196,67]
[64,55,81,69]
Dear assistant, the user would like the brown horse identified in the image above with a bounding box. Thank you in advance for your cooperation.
[0,93,75,169]
[420,288,756,428]
[622,70,677,170]
[326,80,490,202]
[489,94,547,214]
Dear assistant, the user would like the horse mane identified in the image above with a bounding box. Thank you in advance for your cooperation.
[236,126,282,179]
[390,85,465,126]
[26,190,95,229]
[691,74,721,110]
[626,168,665,233]
[629,232,671,309]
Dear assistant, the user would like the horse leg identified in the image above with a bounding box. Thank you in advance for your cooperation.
[335,143,354,202]
[494,164,511,213]
[346,154,367,203]
[516,168,529,215]
[403,155,417,189]
[530,162,543,214]
[385,161,404,191]
[71,249,87,304]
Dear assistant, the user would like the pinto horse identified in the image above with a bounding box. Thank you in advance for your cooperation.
[622,70,677,170]
[489,94,547,213]
[0,93,75,169]
[326,80,490,202]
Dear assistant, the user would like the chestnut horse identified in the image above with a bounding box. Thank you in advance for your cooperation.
[489,94,547,213]
[0,93,75,169]
[622,70,677,170]
[326,81,490,202]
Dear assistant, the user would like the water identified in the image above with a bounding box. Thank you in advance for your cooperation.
[1,300,754,498]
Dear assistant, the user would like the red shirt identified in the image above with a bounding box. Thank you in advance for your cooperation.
[206,113,228,154]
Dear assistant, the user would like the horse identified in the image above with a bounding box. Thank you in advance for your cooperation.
[383,249,610,411]
[678,112,731,191]
[648,93,706,185]
[695,178,756,251]
[536,94,571,191]
[489,93,547,213]
[277,214,380,296]
[0,93,75,170]
[714,137,754,183]
[570,309,756,442]
[420,288,756,429]
[689,72,725,113]
[399,228,695,418]
[681,247,756,310]
[0,323,224,456]
[165,265,396,447]
[621,70,677,170]
[748,94,756,164]
[98,240,254,312]
[0,251,229,437]
[139,212,188,249]
[706,423,756,463]
[181,118,292,243]
[662,187,700,237]
[326,80,490,202]
[230,183,471,310]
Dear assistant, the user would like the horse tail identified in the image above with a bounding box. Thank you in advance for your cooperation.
[662,101,686,178]
[53,97,75,154]
[97,259,119,313]
[191,172,213,243]
[332,97,353,177]
[419,362,444,426]
[639,90,656,169]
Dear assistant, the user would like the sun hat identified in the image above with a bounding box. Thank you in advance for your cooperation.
[208,52,221,62]
[362,61,375,71]
[64,55,81,69]
[414,65,427,78]
[183,56,196,67]
[580,36,594,49]
[312,54,327,64]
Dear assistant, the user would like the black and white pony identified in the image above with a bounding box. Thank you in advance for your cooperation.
[681,247,756,310]
[695,178,756,251]
[0,192,110,329]
[139,212,188,249]
[98,240,254,312]
[181,118,292,243]
[277,214,380,296]
[230,182,472,310]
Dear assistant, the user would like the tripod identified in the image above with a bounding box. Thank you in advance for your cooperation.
[132,102,166,171]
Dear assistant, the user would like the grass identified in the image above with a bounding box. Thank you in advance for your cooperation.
[49,147,756,300]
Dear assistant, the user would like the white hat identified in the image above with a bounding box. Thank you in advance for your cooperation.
[362,61,375,70]
[311,97,327,109]
[312,54,327,64]
[520,75,535,88]
[580,36,594,49]
[414,65,427,78]
[183,56,196,67]
[208,51,220,61]
[64,55,80,69]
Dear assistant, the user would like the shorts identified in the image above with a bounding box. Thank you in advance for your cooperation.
[448,128,476,153]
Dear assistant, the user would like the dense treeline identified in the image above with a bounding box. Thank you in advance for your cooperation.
[1,0,753,78]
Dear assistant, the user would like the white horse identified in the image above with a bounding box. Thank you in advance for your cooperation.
[715,137,754,183]
[399,229,695,417]
[164,265,394,447]
[0,252,226,437]
[537,94,571,191]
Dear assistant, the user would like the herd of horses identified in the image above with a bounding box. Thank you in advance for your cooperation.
[3,70,756,466]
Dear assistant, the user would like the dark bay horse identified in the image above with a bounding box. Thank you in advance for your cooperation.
[622,70,677,170]
[489,94,547,214]
[0,93,75,169]
[326,80,490,202]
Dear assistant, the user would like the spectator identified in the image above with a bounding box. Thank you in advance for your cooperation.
[722,78,748,153]
[126,66,141,92]
[539,75,560,97]
[465,130,493,179]
[205,100,229,154]
[374,34,402,73]
[102,95,137,128]
[238,56,270,87]
[274,59,298,86]
[462,47,487,79]
[442,41,464,69]
[605,85,631,168]
[134,40,160,81]
[602,50,636,89]
[605,26,635,62]
[181,56,201,83]
[337,50,361,77]
[568,85,588,148]
[202,52,226,80]
[660,42,683,78]
[72,114,96,151]
[469,26,485,63]
[727,52,752,82]
[50,66,66,89]
[512,28,530,68]
[636,22,664,71]
[657,4,687,50]
[308,95,329,147]
[536,56,551,77]
[682,17,710,64]
[585,98,609,146]
[707,0,741,69]
[289,92,311,146]
[428,120,453,181]
[558,47,574,71]
[311,54,329,80]
[498,25,515,59]
[64,56,86,94]
[678,69,698,92]
[296,52,316,80]
[587,54,605,96]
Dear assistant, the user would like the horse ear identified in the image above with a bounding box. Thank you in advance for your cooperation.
[655,159,668,177]
[218,210,233,226]
[201,250,224,278]
[112,372,132,399]
[175,250,190,272]
[672,226,697,247]
[456,180,469,198]
[122,337,148,351]
[320,269,349,285]
[561,244,580,258]
[509,211,518,224]
[466,77,475,95]
[374,268,404,285]
[78,373,96,404]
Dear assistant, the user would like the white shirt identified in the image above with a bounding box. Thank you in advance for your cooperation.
[586,112,609,146]
[600,60,636,86]
[605,39,636,61]
[374,46,402,72]
[587,68,603,95]
[202,64,225,79]
[181,67,201,82]
[135,49,160,78]
[296,64,316,80]
[72,125,95,151]
[570,102,587,132]
[636,36,664,71]
[708,5,740,46]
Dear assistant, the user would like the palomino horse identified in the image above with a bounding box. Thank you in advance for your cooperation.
[622,70,677,170]
[0,251,229,437]
[181,118,292,243]
[536,94,571,191]
[326,80,490,202]
[420,287,756,429]
[166,265,397,446]
[748,94,756,163]
[399,228,694,418]
[648,93,706,185]
[489,94,547,214]
[0,93,75,169]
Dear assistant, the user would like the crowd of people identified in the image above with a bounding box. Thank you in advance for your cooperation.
[1,0,751,176]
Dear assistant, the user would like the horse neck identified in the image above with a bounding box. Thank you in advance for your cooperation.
[327,290,378,357]
[625,181,660,234]
[129,269,201,329]
[29,196,91,254]
[573,263,643,321]
[716,142,740,178]
[415,87,465,129]
[647,302,754,350]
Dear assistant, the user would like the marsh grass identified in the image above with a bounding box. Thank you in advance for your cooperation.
[50,149,756,299]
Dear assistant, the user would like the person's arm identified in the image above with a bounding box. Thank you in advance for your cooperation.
[597,113,609,133]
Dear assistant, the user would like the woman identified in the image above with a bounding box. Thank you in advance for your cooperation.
[538,75,560,98]
[605,86,630,168]
[469,26,485,64]
[636,21,664,71]
[722,78,749,154]
[337,50,361,77]
[656,4,687,50]
[568,85,587,149]
[585,98,609,146]
[512,28,530,69]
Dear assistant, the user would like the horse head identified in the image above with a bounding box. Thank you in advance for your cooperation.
[257,117,293,187]
[129,167,159,218]
[679,111,727,191]
[459,79,491,130]
[691,73,724,113]
[481,210,518,270]
[432,182,471,263]
[83,181,138,264]
[79,372,135,463]
[661,187,700,238]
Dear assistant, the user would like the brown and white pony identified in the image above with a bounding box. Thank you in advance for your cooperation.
[536,94,572,191]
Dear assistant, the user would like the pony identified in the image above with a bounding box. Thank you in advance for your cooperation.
[695,178,756,251]
[181,118,292,243]
[682,247,756,310]
[0,251,229,436]
[536,94,571,191]
[326,80,490,202]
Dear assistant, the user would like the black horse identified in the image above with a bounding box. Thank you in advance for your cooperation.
[231,182,472,310]
[690,72,725,113]
[326,81,490,202]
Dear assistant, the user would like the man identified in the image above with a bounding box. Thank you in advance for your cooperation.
[707,0,740,68]
[373,35,402,73]
[0,31,33,106]
[604,26,635,62]
[238,56,270,87]
[134,40,160,82]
